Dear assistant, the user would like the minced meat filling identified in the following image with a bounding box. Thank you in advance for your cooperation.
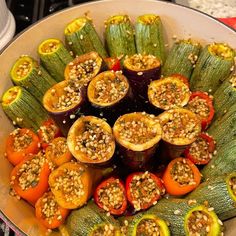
[171,160,195,186]
[187,210,212,236]
[50,140,68,157]
[98,180,125,211]
[137,219,161,236]
[11,129,32,152]
[188,97,210,119]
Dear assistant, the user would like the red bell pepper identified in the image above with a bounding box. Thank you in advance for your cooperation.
[187,91,215,130]
[104,57,121,71]
[162,157,201,196]
[184,133,215,165]
[126,172,165,211]
[5,128,40,166]
[94,177,127,215]
[38,118,62,150]
[170,73,190,87]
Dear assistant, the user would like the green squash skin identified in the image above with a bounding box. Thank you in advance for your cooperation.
[187,172,236,220]
[213,74,236,120]
[39,41,73,82]
[162,40,201,79]
[135,15,166,64]
[11,57,56,103]
[64,201,120,236]
[201,140,236,180]
[65,20,108,59]
[1,87,49,131]
[207,103,236,149]
[105,16,136,59]
[190,45,234,94]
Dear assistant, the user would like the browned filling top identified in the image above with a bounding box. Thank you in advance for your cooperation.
[15,61,31,78]
[130,172,160,210]
[11,128,32,152]
[187,210,212,236]
[14,153,47,190]
[229,177,236,197]
[162,112,200,142]
[39,123,58,144]
[98,179,124,210]
[40,193,62,223]
[137,219,161,236]
[188,97,210,119]
[68,59,98,85]
[53,167,85,203]
[117,117,157,145]
[91,224,116,236]
[52,80,82,110]
[189,137,212,162]
[75,121,113,161]
[149,81,189,110]
[93,75,128,104]
[171,160,195,186]
[124,54,160,71]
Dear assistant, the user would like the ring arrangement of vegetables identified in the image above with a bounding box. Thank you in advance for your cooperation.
[1,12,236,236]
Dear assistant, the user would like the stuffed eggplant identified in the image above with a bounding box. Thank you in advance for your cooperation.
[148,76,190,111]
[123,54,161,103]
[64,51,103,87]
[158,108,201,159]
[43,79,87,136]
[67,116,115,165]
[113,112,162,169]
[87,70,133,123]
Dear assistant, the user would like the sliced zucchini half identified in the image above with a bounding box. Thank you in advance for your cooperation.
[190,42,235,94]
[64,51,103,87]
[38,38,73,82]
[64,17,108,59]
[148,76,190,110]
[135,14,166,63]
[1,86,48,131]
[10,55,56,102]
[67,116,115,165]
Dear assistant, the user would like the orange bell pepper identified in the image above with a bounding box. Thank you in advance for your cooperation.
[45,137,72,167]
[35,191,70,229]
[10,152,51,205]
[5,128,40,166]
[162,157,201,196]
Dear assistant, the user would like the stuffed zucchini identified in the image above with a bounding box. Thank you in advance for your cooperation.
[64,17,108,59]
[135,14,166,63]
[190,42,235,94]
[10,55,56,102]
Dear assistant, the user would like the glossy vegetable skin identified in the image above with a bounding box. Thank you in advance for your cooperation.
[162,157,201,196]
[45,137,72,167]
[184,133,215,165]
[188,91,215,130]
[35,192,70,229]
[37,118,62,150]
[5,128,40,166]
[94,177,127,215]
[10,153,51,205]
[104,57,121,71]
[126,172,164,210]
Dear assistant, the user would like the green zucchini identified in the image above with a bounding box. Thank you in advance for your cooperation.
[187,172,236,220]
[201,140,236,180]
[10,55,56,102]
[135,14,166,63]
[64,201,120,236]
[190,42,235,94]
[207,103,236,149]
[148,198,222,236]
[38,38,73,82]
[105,15,136,59]
[1,86,48,131]
[213,74,236,120]
[120,212,170,236]
[64,17,108,59]
[162,39,201,78]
